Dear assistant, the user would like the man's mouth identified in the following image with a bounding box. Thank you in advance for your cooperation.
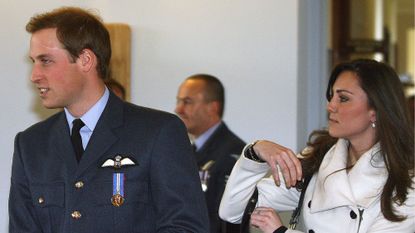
[39,88,49,95]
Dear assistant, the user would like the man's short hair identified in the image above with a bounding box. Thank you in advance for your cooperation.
[26,7,111,80]
[187,74,225,118]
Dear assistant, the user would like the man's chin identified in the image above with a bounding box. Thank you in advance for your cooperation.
[41,102,62,110]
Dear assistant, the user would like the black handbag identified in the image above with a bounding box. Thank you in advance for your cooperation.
[239,188,258,233]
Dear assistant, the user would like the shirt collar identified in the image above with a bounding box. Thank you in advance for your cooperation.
[193,121,222,151]
[65,87,110,131]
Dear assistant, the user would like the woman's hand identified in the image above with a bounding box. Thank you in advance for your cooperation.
[250,207,283,233]
[253,140,302,187]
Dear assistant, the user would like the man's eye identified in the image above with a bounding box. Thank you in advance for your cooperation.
[176,99,193,105]
[41,59,51,64]
[183,100,193,105]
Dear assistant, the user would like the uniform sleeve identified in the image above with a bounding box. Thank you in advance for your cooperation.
[219,147,301,224]
[9,132,43,233]
[149,116,210,233]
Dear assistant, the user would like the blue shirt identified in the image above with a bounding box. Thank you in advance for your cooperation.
[65,87,110,149]
[193,122,221,152]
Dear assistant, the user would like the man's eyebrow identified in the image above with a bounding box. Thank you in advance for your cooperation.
[30,54,51,61]
[177,96,191,100]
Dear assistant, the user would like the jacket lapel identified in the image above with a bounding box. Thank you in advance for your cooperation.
[75,93,124,178]
[311,139,386,212]
[50,112,78,176]
[348,143,385,208]
[311,139,355,212]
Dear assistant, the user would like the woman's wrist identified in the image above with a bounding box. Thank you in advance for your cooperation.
[244,140,265,162]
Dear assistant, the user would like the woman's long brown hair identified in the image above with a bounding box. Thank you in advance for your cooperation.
[302,59,414,222]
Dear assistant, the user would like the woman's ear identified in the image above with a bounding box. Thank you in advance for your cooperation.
[369,109,377,124]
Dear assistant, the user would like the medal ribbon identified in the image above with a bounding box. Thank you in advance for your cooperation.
[113,173,124,196]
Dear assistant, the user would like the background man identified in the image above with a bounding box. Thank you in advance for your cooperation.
[105,77,126,100]
[175,74,246,233]
[9,7,209,233]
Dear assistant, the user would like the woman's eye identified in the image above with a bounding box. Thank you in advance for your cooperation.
[339,96,349,102]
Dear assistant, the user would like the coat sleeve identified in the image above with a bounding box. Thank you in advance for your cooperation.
[149,116,210,233]
[9,132,43,233]
[219,148,301,224]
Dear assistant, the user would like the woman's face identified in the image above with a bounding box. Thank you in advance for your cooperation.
[327,71,376,143]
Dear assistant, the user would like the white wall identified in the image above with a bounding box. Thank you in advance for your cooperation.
[0,0,307,231]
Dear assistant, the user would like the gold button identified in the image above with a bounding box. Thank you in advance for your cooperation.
[74,181,84,189]
[71,211,82,219]
[38,197,44,204]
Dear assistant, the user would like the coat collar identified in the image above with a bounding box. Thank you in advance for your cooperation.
[75,93,123,177]
[50,93,124,179]
[310,139,387,213]
[197,122,227,153]
[194,122,229,166]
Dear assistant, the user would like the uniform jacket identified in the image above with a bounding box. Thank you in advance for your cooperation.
[219,139,415,233]
[9,93,210,233]
[195,123,245,233]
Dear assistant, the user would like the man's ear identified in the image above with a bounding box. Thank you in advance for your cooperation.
[78,48,96,73]
[208,101,220,116]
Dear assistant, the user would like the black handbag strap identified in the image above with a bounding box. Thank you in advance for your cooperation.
[288,175,312,229]
[239,174,312,232]
[239,187,258,233]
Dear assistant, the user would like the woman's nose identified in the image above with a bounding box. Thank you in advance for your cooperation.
[326,98,336,113]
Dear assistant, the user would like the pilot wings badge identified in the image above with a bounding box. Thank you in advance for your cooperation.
[101,155,136,169]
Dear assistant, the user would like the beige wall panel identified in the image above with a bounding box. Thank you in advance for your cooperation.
[105,23,131,100]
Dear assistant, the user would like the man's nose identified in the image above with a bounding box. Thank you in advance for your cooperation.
[30,65,42,83]
[175,102,184,114]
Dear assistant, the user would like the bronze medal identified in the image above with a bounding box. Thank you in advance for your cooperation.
[111,193,125,207]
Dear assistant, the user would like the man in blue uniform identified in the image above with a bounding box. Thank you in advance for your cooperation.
[9,7,209,233]
[175,74,246,233]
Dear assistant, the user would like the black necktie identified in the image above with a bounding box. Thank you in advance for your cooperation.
[191,143,197,153]
[71,119,85,162]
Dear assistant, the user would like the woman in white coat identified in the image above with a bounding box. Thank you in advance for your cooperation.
[219,59,414,233]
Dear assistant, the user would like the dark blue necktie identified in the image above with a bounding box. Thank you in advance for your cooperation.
[71,119,85,162]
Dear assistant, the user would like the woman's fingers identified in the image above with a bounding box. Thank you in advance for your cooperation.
[280,149,302,186]
[250,207,282,233]
[269,160,281,186]
[255,140,302,187]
